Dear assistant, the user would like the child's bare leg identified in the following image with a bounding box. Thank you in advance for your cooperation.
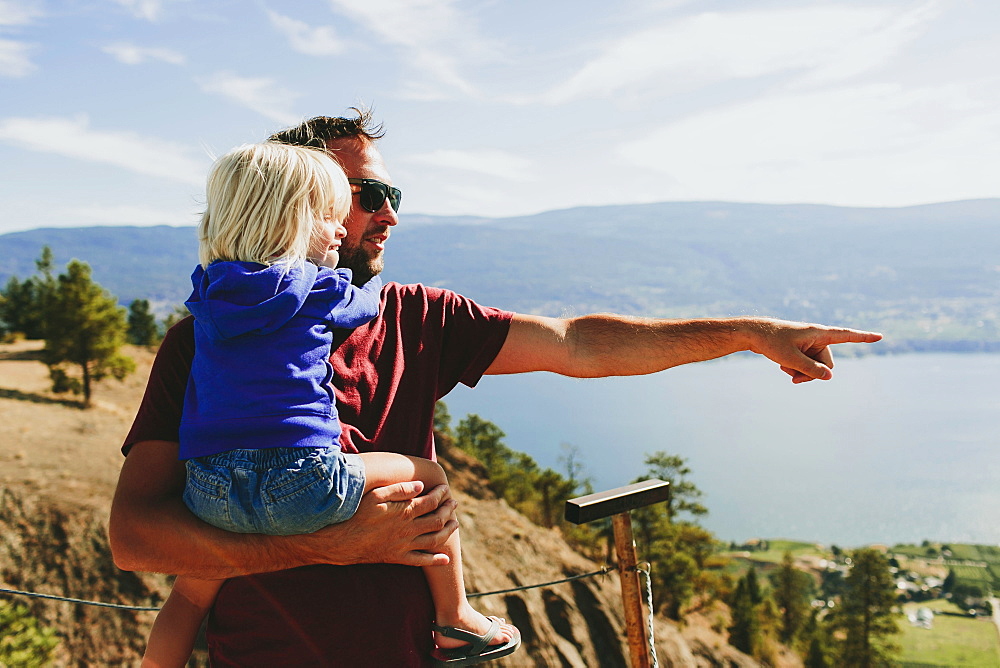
[358,453,516,649]
[143,576,222,668]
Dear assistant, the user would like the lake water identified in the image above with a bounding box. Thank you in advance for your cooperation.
[442,353,1000,548]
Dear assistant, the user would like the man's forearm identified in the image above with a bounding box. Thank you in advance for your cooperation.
[489,313,881,381]
[489,314,756,377]
[564,315,755,377]
[109,441,327,578]
[110,440,458,577]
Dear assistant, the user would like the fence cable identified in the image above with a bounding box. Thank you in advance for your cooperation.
[1,566,613,612]
[0,586,160,612]
[468,566,611,598]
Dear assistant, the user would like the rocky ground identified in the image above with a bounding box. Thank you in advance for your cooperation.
[0,339,771,667]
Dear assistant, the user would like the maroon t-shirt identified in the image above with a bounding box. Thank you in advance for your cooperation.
[122,282,512,667]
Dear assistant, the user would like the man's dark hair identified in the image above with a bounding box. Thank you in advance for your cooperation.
[269,107,385,149]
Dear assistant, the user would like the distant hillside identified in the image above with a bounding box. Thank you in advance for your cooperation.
[2,199,999,351]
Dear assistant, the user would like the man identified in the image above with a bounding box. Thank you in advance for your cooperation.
[110,109,881,666]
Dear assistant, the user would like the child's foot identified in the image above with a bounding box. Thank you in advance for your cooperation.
[432,608,521,665]
[433,604,516,650]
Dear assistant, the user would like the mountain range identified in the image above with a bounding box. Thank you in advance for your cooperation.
[2,198,999,352]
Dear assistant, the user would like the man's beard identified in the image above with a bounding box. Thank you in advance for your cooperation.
[338,245,384,286]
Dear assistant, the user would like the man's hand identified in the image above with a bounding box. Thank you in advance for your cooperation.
[746,318,883,383]
[304,482,458,567]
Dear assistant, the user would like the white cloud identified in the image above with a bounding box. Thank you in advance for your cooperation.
[197,72,301,126]
[406,149,533,181]
[618,82,1000,206]
[65,203,199,226]
[102,42,185,65]
[0,0,42,26]
[544,3,939,104]
[0,1,41,76]
[111,0,164,21]
[266,10,344,56]
[0,37,32,76]
[326,0,492,98]
[0,115,207,185]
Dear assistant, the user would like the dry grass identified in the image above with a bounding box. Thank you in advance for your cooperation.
[0,340,156,511]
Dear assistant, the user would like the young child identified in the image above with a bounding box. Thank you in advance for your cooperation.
[141,143,520,667]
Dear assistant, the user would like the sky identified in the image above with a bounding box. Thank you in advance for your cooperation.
[1,0,999,235]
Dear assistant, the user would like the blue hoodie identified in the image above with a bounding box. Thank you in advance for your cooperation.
[178,260,381,460]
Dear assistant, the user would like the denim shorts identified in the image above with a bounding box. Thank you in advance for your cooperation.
[183,446,366,536]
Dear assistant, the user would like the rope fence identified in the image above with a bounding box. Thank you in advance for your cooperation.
[1,565,617,612]
[0,586,160,612]
[3,564,658,666]
[468,566,611,598]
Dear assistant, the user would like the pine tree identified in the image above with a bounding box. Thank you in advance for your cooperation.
[537,467,575,528]
[744,563,763,605]
[628,451,717,619]
[801,610,831,668]
[42,259,135,406]
[433,400,453,437]
[834,548,900,667]
[729,570,763,656]
[127,298,160,345]
[0,247,56,339]
[773,550,812,643]
[640,451,708,520]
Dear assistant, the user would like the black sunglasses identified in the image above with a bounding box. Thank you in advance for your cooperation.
[347,178,402,213]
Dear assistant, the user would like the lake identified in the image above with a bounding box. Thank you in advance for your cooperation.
[442,352,1000,548]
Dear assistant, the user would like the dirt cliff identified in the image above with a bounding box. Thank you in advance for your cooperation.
[0,340,760,666]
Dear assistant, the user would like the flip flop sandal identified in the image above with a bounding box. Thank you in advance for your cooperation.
[431,616,522,666]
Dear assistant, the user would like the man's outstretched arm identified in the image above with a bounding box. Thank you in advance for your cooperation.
[487,314,881,383]
[109,440,458,578]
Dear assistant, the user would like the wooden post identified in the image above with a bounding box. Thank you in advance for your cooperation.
[565,479,668,668]
[612,511,651,668]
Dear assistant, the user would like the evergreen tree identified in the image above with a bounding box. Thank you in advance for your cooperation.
[432,401,457,456]
[804,633,830,668]
[942,568,956,594]
[729,569,763,656]
[834,548,900,667]
[558,443,593,495]
[454,414,541,511]
[773,551,812,643]
[433,400,453,437]
[42,259,135,406]
[537,467,576,528]
[449,411,598,548]
[0,247,57,339]
[640,451,708,520]
[744,563,763,604]
[800,608,833,667]
[127,298,160,345]
[455,413,510,493]
[628,451,717,619]
[1,277,40,338]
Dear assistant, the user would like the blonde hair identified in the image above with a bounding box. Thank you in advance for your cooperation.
[198,142,350,268]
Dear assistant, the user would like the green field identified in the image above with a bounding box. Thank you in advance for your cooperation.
[899,600,1000,668]
[892,542,1000,593]
[722,539,827,564]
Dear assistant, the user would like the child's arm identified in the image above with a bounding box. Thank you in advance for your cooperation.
[142,577,223,668]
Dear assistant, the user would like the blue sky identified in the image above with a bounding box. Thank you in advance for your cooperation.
[1,0,998,235]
